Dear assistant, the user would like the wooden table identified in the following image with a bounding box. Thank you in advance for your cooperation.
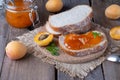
[0,0,120,80]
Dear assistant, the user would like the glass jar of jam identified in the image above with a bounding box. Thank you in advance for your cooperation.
[4,0,39,28]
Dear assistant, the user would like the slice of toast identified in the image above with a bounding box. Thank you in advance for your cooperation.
[59,31,108,57]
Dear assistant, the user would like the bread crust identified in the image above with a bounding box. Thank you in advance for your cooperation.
[45,22,61,36]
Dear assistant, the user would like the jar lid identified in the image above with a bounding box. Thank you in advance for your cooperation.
[4,0,36,11]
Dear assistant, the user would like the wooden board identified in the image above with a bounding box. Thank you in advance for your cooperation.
[92,0,120,80]
[41,23,107,64]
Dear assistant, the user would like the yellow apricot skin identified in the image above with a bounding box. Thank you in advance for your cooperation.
[45,0,63,12]
[34,32,54,46]
[105,4,120,19]
[5,41,27,60]
[110,26,120,40]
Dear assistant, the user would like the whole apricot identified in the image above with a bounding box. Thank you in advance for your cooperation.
[5,41,27,60]
[45,0,63,12]
[105,4,120,19]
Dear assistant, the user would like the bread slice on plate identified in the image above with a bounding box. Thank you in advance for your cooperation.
[48,5,93,34]
[59,31,108,57]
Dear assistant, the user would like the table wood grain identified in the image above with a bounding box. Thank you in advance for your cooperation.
[92,0,120,80]
[0,0,120,80]
[92,0,120,28]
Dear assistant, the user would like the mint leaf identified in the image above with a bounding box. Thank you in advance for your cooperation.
[92,32,101,38]
[46,42,59,56]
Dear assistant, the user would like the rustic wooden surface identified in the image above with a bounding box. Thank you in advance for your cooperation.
[92,0,120,80]
[0,0,120,80]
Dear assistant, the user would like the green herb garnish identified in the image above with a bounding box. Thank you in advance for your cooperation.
[92,31,101,38]
[46,42,59,56]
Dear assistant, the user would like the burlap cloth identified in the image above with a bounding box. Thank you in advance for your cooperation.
[17,23,120,79]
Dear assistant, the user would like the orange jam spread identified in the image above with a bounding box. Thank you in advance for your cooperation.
[64,31,103,50]
[6,0,36,28]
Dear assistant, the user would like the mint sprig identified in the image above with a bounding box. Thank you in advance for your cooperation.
[46,42,59,56]
[92,32,101,38]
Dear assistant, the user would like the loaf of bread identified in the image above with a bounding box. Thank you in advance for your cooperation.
[46,5,93,35]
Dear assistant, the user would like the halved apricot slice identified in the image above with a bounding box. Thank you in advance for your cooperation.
[110,26,120,39]
[34,32,53,46]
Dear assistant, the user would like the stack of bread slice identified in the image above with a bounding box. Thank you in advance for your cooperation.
[46,5,93,35]
[45,5,108,62]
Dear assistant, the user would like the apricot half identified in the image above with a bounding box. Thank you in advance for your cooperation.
[110,26,120,39]
[34,32,53,46]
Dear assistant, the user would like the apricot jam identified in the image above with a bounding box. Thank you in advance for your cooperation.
[64,31,103,50]
[5,0,36,28]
